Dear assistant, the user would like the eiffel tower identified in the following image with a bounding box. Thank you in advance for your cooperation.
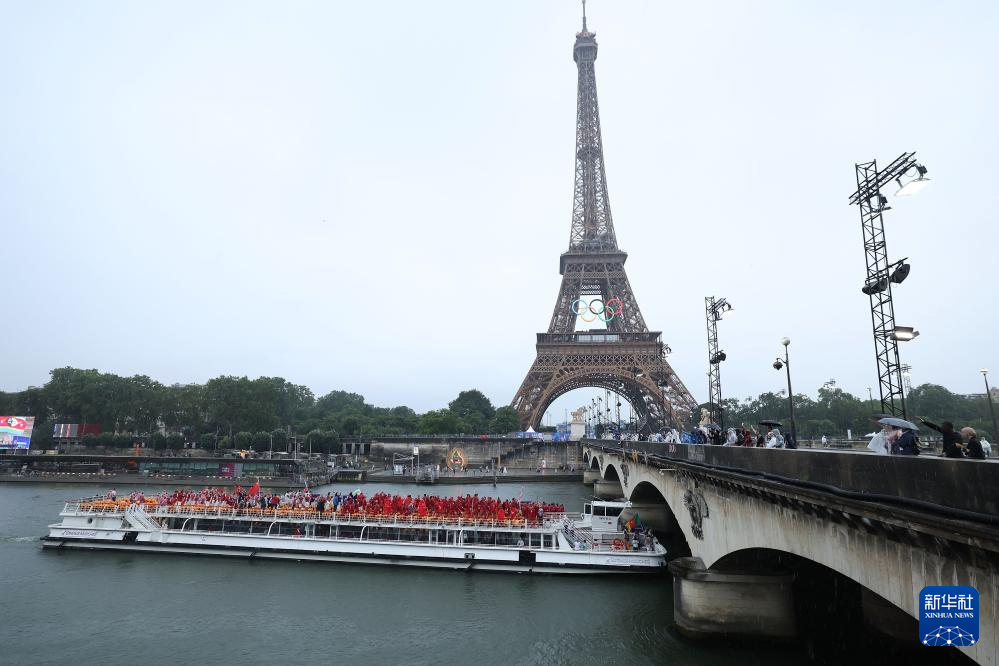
[512,10,698,432]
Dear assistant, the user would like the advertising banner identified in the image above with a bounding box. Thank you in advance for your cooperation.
[0,416,35,449]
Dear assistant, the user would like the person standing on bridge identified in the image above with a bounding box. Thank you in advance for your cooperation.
[891,426,920,456]
[960,427,986,460]
[919,418,964,458]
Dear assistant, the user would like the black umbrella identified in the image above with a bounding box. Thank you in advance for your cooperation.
[759,420,783,427]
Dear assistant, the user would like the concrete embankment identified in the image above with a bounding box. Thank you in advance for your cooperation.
[1,471,583,488]
[365,472,584,485]
[0,474,316,489]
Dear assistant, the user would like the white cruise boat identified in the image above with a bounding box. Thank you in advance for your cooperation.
[43,496,667,574]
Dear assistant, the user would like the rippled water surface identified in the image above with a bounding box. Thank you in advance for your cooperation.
[0,482,805,665]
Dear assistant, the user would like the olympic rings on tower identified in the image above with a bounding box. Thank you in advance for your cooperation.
[570,297,624,323]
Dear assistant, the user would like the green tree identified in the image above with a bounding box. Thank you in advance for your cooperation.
[417,409,465,435]
[150,433,168,451]
[270,429,288,450]
[252,431,271,452]
[907,384,965,423]
[489,406,521,434]
[449,389,495,421]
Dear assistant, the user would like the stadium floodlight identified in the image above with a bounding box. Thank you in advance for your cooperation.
[895,164,930,197]
[890,326,920,341]
[890,262,911,284]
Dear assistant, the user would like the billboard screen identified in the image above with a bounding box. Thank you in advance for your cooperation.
[54,423,79,439]
[0,416,35,450]
[53,423,101,439]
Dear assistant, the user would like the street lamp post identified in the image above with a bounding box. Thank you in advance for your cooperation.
[983,369,999,439]
[773,337,798,447]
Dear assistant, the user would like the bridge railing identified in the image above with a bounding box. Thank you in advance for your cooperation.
[582,439,999,519]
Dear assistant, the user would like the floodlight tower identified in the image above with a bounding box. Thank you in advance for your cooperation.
[848,152,929,418]
[705,297,732,429]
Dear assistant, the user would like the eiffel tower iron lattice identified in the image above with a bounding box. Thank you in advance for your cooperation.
[511,14,698,433]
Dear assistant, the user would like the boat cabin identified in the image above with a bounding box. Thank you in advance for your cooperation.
[579,500,628,532]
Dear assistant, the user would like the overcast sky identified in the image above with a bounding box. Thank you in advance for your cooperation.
[2,1,997,419]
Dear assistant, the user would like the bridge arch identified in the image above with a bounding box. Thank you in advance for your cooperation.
[582,443,998,664]
[589,456,600,470]
[629,479,668,503]
[521,370,674,433]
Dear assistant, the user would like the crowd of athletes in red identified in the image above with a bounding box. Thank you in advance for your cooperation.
[106,487,565,524]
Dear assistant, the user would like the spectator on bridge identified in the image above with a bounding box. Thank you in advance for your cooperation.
[919,418,964,458]
[725,429,739,446]
[960,428,986,460]
[867,426,890,455]
[891,426,920,456]
[765,428,785,448]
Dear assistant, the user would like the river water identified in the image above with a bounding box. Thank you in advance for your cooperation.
[0,481,806,665]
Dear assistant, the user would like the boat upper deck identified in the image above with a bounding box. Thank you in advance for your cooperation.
[64,497,568,531]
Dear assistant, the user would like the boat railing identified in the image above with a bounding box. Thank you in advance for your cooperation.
[66,500,566,530]
[561,519,636,552]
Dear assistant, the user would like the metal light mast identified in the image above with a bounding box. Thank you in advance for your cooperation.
[705,297,732,429]
[848,152,928,418]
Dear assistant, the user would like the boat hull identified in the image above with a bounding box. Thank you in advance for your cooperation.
[41,535,665,574]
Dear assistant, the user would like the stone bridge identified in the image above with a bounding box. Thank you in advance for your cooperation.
[582,440,999,665]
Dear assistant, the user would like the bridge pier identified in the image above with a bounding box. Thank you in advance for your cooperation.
[623,502,671,531]
[669,557,796,641]
[582,469,601,484]
[593,479,623,499]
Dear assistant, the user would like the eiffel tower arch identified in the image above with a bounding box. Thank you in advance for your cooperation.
[512,13,698,433]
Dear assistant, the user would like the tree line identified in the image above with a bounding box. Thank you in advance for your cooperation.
[1,367,994,451]
[713,383,997,440]
[0,368,521,452]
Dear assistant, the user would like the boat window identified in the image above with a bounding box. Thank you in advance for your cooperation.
[583,503,591,515]
[604,507,623,517]
[594,505,605,517]
[543,534,553,549]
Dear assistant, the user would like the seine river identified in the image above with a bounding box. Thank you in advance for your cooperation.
[0,481,806,665]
